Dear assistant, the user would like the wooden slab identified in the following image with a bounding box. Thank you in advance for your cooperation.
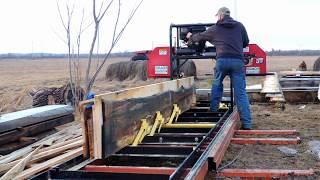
[85,77,195,159]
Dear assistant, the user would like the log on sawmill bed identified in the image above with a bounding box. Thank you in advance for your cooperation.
[82,77,196,159]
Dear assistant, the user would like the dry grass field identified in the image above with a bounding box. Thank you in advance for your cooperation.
[0,56,319,113]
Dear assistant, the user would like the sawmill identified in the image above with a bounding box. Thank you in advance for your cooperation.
[1,20,320,180]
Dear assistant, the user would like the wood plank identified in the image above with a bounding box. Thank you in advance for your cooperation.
[84,77,195,159]
[0,139,82,175]
[0,145,42,180]
[29,140,82,164]
[15,147,83,179]
[217,168,314,178]
[93,98,103,159]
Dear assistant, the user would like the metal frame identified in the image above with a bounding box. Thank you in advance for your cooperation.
[169,23,215,80]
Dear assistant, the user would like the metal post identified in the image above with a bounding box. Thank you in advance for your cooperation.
[169,25,174,80]
[230,76,234,110]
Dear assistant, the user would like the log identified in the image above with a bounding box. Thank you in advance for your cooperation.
[0,105,74,134]
[83,77,196,159]
[15,147,83,179]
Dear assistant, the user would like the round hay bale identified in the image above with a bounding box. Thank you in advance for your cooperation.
[180,60,197,79]
[105,61,148,81]
[313,57,320,71]
[298,61,307,71]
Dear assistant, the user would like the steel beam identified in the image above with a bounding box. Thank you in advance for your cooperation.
[235,130,297,135]
[217,168,314,178]
[83,165,176,175]
[231,137,301,145]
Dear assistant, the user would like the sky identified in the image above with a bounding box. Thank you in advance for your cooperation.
[0,0,320,54]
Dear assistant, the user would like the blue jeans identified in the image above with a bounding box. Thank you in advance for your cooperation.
[210,58,252,128]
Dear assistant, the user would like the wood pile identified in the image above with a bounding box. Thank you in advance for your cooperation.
[0,122,83,179]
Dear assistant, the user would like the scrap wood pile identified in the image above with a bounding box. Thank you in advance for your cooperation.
[30,83,84,107]
[0,122,83,179]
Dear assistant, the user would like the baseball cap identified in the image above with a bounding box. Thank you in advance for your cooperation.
[215,7,230,16]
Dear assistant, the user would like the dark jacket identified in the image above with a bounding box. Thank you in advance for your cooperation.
[191,16,249,59]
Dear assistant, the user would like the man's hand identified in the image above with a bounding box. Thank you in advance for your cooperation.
[186,32,192,39]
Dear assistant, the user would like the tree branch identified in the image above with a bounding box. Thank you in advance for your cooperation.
[86,0,144,93]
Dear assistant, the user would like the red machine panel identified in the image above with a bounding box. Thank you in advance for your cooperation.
[147,44,267,78]
[147,47,171,78]
[244,44,267,74]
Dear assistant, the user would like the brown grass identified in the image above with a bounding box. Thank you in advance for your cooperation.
[0,56,319,114]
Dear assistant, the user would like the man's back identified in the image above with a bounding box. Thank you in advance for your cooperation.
[191,16,249,59]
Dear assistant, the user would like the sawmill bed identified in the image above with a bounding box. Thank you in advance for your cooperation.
[32,100,239,179]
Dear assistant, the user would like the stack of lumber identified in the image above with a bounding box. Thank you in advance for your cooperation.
[0,105,74,154]
[0,121,83,180]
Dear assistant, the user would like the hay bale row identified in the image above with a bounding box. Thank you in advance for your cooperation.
[105,60,197,81]
[180,60,197,79]
[105,61,147,81]
[313,57,320,71]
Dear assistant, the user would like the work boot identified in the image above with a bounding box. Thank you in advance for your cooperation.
[241,125,252,130]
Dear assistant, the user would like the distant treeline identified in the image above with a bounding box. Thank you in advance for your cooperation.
[0,52,134,59]
[266,49,320,56]
[1,50,320,59]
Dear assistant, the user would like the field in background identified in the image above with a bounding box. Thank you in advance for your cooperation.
[0,56,319,113]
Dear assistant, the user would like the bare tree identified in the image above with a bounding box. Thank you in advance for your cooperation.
[84,0,144,96]
[57,0,144,107]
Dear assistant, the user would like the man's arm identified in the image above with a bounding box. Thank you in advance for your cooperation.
[241,24,249,47]
[189,26,216,42]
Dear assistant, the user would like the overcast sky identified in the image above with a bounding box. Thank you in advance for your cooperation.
[0,0,319,53]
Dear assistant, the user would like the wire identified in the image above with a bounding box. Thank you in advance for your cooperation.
[216,146,244,172]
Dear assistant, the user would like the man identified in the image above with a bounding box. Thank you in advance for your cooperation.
[186,7,252,130]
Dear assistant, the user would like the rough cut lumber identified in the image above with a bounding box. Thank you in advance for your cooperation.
[15,147,83,179]
[0,147,34,164]
[29,140,83,164]
[0,145,42,180]
[0,114,73,146]
[0,139,82,175]
[81,77,195,159]
[0,122,80,164]
[38,137,82,153]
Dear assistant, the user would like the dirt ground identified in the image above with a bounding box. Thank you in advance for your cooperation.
[206,104,320,179]
[0,56,319,178]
